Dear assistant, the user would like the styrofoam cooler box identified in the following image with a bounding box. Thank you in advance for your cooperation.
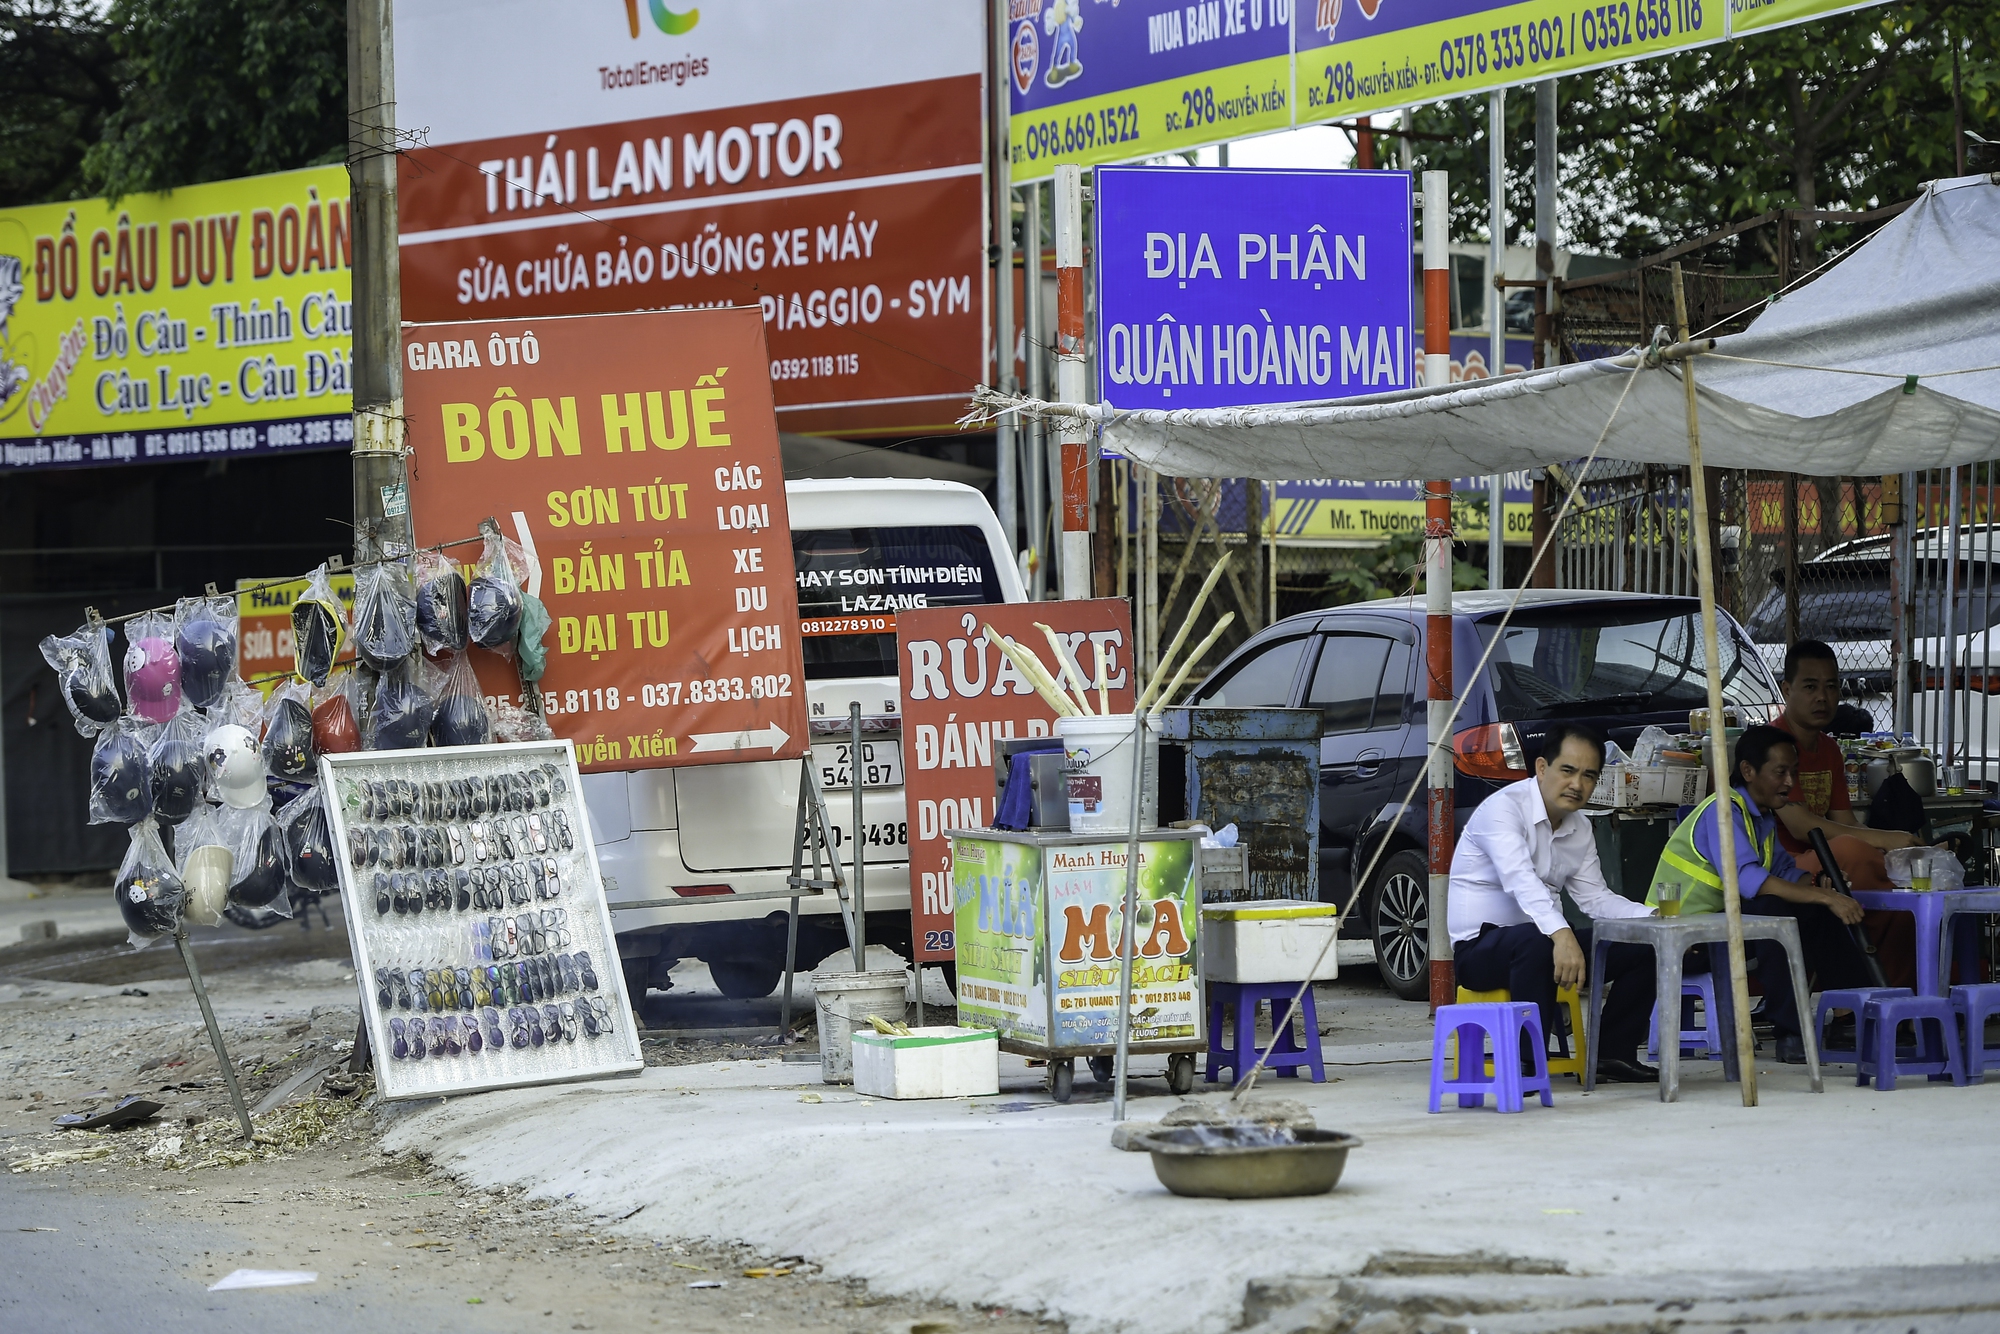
[1200,902,1340,983]
[1588,764,1710,810]
[850,1026,1000,1099]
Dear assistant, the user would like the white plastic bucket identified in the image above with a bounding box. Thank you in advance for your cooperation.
[1057,713,1161,834]
[813,967,910,1083]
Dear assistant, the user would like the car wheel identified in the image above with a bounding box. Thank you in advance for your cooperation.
[1365,848,1431,1002]
[709,959,782,999]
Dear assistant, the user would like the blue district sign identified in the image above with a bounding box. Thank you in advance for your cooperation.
[1094,165,1414,412]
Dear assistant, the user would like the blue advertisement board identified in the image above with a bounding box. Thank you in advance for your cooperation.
[1094,165,1414,412]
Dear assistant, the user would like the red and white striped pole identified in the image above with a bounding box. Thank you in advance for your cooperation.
[1054,164,1091,601]
[1421,170,1456,1013]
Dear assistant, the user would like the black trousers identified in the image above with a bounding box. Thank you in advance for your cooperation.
[1687,893,1874,1038]
[1454,921,1659,1065]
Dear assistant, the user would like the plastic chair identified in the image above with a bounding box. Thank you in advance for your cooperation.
[1429,1002,1553,1113]
[1858,994,1968,1090]
[1205,981,1325,1084]
[1453,985,1587,1078]
[1949,983,2000,1082]
[1814,987,1912,1068]
[1647,973,1723,1062]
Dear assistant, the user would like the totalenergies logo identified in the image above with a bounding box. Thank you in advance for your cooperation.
[624,0,698,37]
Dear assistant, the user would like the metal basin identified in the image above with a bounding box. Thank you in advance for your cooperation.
[1131,1125,1362,1199]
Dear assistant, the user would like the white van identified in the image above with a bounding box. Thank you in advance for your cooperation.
[583,478,1026,1000]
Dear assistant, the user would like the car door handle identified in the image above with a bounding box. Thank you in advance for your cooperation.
[1353,748,1384,777]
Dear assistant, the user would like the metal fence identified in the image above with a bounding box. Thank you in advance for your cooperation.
[1549,461,1698,596]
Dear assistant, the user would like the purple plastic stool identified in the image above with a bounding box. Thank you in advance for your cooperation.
[1814,987,1912,1067]
[1648,973,1721,1061]
[1205,981,1325,1084]
[1428,1002,1552,1113]
[1858,994,1968,1090]
[1950,983,2000,1082]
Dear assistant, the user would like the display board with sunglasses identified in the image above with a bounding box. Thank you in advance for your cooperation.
[324,740,643,1101]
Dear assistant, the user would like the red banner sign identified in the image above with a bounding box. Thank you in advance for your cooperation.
[402,307,809,773]
[897,599,1136,961]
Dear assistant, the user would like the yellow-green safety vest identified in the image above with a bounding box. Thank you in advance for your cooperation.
[1648,788,1775,917]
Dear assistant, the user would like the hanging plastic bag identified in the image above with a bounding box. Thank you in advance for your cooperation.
[310,670,363,755]
[277,786,340,895]
[115,818,185,946]
[228,803,291,912]
[467,527,524,655]
[430,652,492,748]
[291,562,347,686]
[122,612,180,723]
[40,621,122,735]
[173,594,238,710]
[173,802,232,926]
[208,676,266,733]
[90,716,159,825]
[354,560,418,669]
[262,679,317,780]
[414,548,469,654]
[516,590,552,684]
[147,702,210,824]
[370,653,441,751]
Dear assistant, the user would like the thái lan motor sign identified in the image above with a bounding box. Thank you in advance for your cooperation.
[403,307,808,773]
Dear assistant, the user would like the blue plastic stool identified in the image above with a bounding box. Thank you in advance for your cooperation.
[1949,983,2000,1082]
[1859,994,1968,1090]
[1814,986,1912,1067]
[1205,981,1325,1084]
[1647,972,1722,1061]
[1428,1002,1553,1113]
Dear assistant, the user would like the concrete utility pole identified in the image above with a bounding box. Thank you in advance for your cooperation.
[990,0,1018,563]
[349,0,411,563]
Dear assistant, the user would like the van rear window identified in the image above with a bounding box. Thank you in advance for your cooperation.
[794,526,1003,680]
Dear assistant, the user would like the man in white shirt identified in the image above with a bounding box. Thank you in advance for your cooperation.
[1450,722,1661,1083]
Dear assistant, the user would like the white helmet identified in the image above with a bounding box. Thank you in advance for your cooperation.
[181,843,233,925]
[204,724,265,810]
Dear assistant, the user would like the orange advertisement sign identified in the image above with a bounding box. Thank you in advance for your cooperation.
[402,307,808,772]
[897,599,1136,961]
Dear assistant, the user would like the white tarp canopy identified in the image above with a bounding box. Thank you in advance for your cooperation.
[983,174,2000,481]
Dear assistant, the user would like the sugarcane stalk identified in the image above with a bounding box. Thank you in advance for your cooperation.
[1149,614,1234,714]
[1137,552,1232,712]
[1036,622,1097,715]
[982,625,1079,717]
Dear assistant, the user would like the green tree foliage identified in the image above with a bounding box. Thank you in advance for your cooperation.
[1403,2,2000,262]
[0,0,344,207]
[0,2,121,208]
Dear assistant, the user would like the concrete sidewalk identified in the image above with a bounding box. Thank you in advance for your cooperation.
[381,990,2000,1334]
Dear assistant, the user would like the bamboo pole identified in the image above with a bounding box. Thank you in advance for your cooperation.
[1672,263,1759,1106]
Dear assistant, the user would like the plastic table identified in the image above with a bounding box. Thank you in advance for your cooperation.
[1850,889,2000,997]
[1584,915,1824,1102]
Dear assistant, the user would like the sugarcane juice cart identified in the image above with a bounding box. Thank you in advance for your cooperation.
[948,827,1204,1103]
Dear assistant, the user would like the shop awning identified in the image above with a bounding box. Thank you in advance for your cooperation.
[977,174,2000,481]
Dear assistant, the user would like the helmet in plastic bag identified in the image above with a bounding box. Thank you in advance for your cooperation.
[148,737,205,823]
[263,697,315,779]
[69,671,123,725]
[175,613,235,710]
[355,574,417,669]
[431,691,490,749]
[230,824,290,908]
[92,729,153,824]
[371,668,436,751]
[467,574,523,649]
[416,565,468,652]
[204,723,265,809]
[284,800,340,893]
[312,691,360,754]
[126,636,181,723]
[116,861,183,938]
[293,600,341,685]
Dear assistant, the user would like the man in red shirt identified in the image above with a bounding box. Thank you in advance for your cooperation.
[1770,639,1920,984]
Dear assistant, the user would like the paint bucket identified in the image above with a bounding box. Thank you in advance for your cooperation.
[1056,713,1161,834]
[813,967,910,1083]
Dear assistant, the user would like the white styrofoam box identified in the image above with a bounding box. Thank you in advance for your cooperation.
[1588,764,1710,810]
[1199,902,1340,983]
[850,1026,1000,1099]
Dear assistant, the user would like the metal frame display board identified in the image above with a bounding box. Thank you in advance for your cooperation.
[326,740,643,1102]
[949,826,1203,1100]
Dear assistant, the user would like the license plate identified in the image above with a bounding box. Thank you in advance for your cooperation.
[813,740,903,789]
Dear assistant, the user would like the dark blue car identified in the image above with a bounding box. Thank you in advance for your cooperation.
[1187,590,1782,1000]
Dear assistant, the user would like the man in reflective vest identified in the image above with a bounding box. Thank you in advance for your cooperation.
[1649,723,1871,1063]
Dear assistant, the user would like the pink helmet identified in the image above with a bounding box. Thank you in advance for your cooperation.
[126,636,180,723]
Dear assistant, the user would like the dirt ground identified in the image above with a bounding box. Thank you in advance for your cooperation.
[0,909,1060,1333]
